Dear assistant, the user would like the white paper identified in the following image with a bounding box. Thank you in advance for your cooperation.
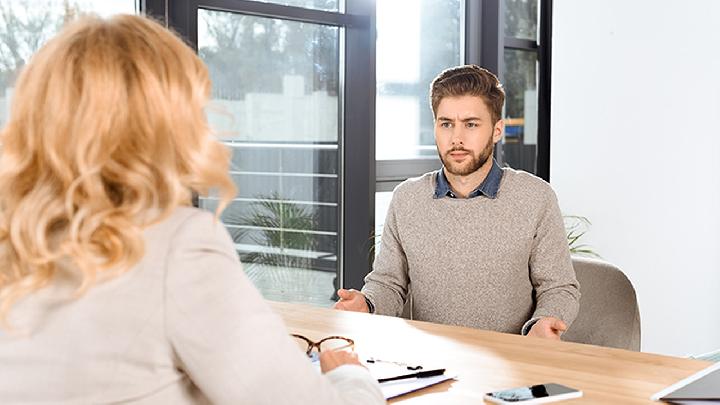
[379,374,456,400]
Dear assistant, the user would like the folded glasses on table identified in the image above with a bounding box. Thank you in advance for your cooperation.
[291,334,355,358]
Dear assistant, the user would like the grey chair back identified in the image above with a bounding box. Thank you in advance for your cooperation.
[401,289,412,320]
[562,256,641,351]
[400,256,641,351]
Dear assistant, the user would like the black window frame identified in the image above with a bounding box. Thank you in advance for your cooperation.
[142,0,375,291]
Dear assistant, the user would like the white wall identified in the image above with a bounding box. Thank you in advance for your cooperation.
[551,0,720,356]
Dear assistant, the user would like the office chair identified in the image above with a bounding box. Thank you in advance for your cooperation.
[401,289,412,320]
[400,257,640,351]
[562,256,641,351]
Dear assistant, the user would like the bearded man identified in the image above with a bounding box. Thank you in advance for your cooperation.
[334,65,581,340]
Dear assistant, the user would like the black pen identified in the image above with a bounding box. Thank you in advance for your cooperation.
[377,368,446,383]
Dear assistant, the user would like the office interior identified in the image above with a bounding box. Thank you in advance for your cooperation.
[0,0,717,380]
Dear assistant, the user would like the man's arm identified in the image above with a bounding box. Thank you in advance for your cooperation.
[334,192,410,316]
[525,187,581,337]
[361,193,411,316]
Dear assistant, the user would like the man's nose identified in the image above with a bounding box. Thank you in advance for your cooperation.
[450,126,465,145]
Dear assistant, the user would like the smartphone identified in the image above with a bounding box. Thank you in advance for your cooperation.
[484,383,582,404]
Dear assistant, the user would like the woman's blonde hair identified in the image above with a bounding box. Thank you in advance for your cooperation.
[0,14,236,323]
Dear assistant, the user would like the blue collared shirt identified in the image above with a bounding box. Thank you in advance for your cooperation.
[433,159,503,199]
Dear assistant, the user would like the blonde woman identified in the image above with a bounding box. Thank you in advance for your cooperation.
[0,15,383,404]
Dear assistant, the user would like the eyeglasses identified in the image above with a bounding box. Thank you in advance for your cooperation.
[291,334,355,358]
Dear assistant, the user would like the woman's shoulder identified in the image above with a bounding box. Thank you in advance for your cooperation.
[143,206,234,255]
[154,206,213,230]
[146,206,219,237]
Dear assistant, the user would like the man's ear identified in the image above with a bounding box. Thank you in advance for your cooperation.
[493,119,504,143]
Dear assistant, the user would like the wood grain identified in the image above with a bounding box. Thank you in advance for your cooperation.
[269,300,710,404]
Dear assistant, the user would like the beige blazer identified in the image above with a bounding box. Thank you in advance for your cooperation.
[0,207,383,404]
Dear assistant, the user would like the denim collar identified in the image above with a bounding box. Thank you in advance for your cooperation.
[433,159,503,199]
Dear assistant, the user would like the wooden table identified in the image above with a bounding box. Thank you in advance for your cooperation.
[269,301,711,404]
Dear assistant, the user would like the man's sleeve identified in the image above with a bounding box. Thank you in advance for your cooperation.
[361,192,410,317]
[527,187,581,329]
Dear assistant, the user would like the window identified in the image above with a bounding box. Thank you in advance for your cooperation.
[504,0,537,40]
[374,191,392,257]
[0,0,137,127]
[166,0,374,302]
[502,47,538,173]
[197,8,341,306]
[500,0,541,174]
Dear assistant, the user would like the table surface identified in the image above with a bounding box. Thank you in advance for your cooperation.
[269,300,711,404]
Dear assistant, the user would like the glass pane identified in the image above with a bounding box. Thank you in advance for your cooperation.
[0,0,137,128]
[198,9,340,307]
[374,192,393,258]
[502,48,538,173]
[504,0,538,41]
[248,0,339,12]
[376,0,463,160]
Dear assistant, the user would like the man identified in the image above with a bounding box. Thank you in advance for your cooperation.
[335,65,580,340]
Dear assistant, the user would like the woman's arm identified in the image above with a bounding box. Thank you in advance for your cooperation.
[163,210,384,405]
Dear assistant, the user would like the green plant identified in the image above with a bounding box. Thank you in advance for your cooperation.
[563,215,600,258]
[225,192,318,269]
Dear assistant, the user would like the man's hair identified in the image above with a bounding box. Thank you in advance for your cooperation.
[429,64,505,124]
[0,15,236,324]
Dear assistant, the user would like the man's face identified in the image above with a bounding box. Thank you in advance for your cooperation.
[434,95,504,176]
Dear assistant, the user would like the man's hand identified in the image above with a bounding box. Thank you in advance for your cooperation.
[333,288,369,313]
[527,317,567,340]
[319,350,363,373]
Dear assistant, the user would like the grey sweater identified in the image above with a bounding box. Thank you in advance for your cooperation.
[362,168,580,334]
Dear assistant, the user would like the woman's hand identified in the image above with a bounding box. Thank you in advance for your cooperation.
[319,350,363,373]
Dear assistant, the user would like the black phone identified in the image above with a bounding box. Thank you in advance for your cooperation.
[484,383,582,404]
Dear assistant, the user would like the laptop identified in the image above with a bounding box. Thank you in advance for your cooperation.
[651,362,720,403]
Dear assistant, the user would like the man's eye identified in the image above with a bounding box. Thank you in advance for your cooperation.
[466,122,478,128]
[440,122,452,128]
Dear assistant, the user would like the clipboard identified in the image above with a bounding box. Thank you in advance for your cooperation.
[378,372,455,399]
[307,353,456,400]
[364,357,456,399]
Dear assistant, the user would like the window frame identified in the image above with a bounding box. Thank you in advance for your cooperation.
[146,0,375,291]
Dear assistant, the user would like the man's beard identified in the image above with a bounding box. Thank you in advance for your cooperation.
[438,136,495,176]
